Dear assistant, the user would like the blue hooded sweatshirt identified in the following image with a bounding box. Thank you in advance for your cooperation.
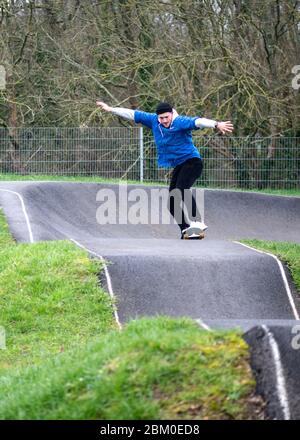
[134,110,201,168]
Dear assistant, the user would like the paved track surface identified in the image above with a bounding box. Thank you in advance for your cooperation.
[1,181,300,418]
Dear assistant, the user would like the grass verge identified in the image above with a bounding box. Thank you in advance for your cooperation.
[0,317,262,420]
[240,239,300,293]
[0,209,116,372]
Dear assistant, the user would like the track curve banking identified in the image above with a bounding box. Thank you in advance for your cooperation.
[0,181,299,326]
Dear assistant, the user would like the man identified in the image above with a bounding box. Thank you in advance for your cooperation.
[96,100,233,239]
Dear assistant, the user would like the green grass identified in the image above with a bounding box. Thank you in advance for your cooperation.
[206,187,300,197]
[0,210,14,248]
[0,173,299,196]
[240,239,300,293]
[0,209,116,372]
[0,173,163,186]
[0,317,259,420]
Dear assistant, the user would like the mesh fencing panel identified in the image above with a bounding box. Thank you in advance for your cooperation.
[0,127,299,189]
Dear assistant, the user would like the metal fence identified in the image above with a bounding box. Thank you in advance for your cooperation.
[0,127,299,189]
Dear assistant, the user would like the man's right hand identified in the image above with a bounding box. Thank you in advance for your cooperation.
[96,101,112,112]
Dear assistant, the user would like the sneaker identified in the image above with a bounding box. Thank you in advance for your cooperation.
[182,221,207,239]
[189,221,208,232]
[181,228,189,239]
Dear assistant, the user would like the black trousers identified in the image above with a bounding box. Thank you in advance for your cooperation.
[168,157,203,231]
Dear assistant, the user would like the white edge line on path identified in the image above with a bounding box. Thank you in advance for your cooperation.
[262,325,291,420]
[196,318,212,331]
[234,241,299,320]
[70,238,122,330]
[0,188,34,243]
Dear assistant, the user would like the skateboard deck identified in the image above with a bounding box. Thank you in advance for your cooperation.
[183,232,205,240]
[183,226,205,240]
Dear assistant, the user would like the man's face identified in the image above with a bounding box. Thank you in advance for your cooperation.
[158,111,173,128]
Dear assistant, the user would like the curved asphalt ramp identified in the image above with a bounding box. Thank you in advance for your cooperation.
[0,181,299,325]
[1,181,300,418]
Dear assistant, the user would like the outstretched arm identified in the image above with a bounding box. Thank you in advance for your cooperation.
[195,117,234,134]
[96,101,156,129]
[96,101,135,120]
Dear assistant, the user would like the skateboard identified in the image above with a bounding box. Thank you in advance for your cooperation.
[182,225,206,240]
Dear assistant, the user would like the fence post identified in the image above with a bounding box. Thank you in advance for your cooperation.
[0,65,6,90]
[139,126,144,182]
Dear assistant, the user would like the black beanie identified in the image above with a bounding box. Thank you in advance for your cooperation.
[155,102,173,115]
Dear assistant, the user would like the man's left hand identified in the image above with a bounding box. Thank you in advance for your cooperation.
[216,121,234,134]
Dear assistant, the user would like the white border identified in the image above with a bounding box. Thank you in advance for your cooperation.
[196,318,212,331]
[262,325,291,420]
[70,238,122,330]
[0,188,34,243]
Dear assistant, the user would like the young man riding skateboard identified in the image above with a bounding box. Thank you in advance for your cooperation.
[96,100,233,239]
